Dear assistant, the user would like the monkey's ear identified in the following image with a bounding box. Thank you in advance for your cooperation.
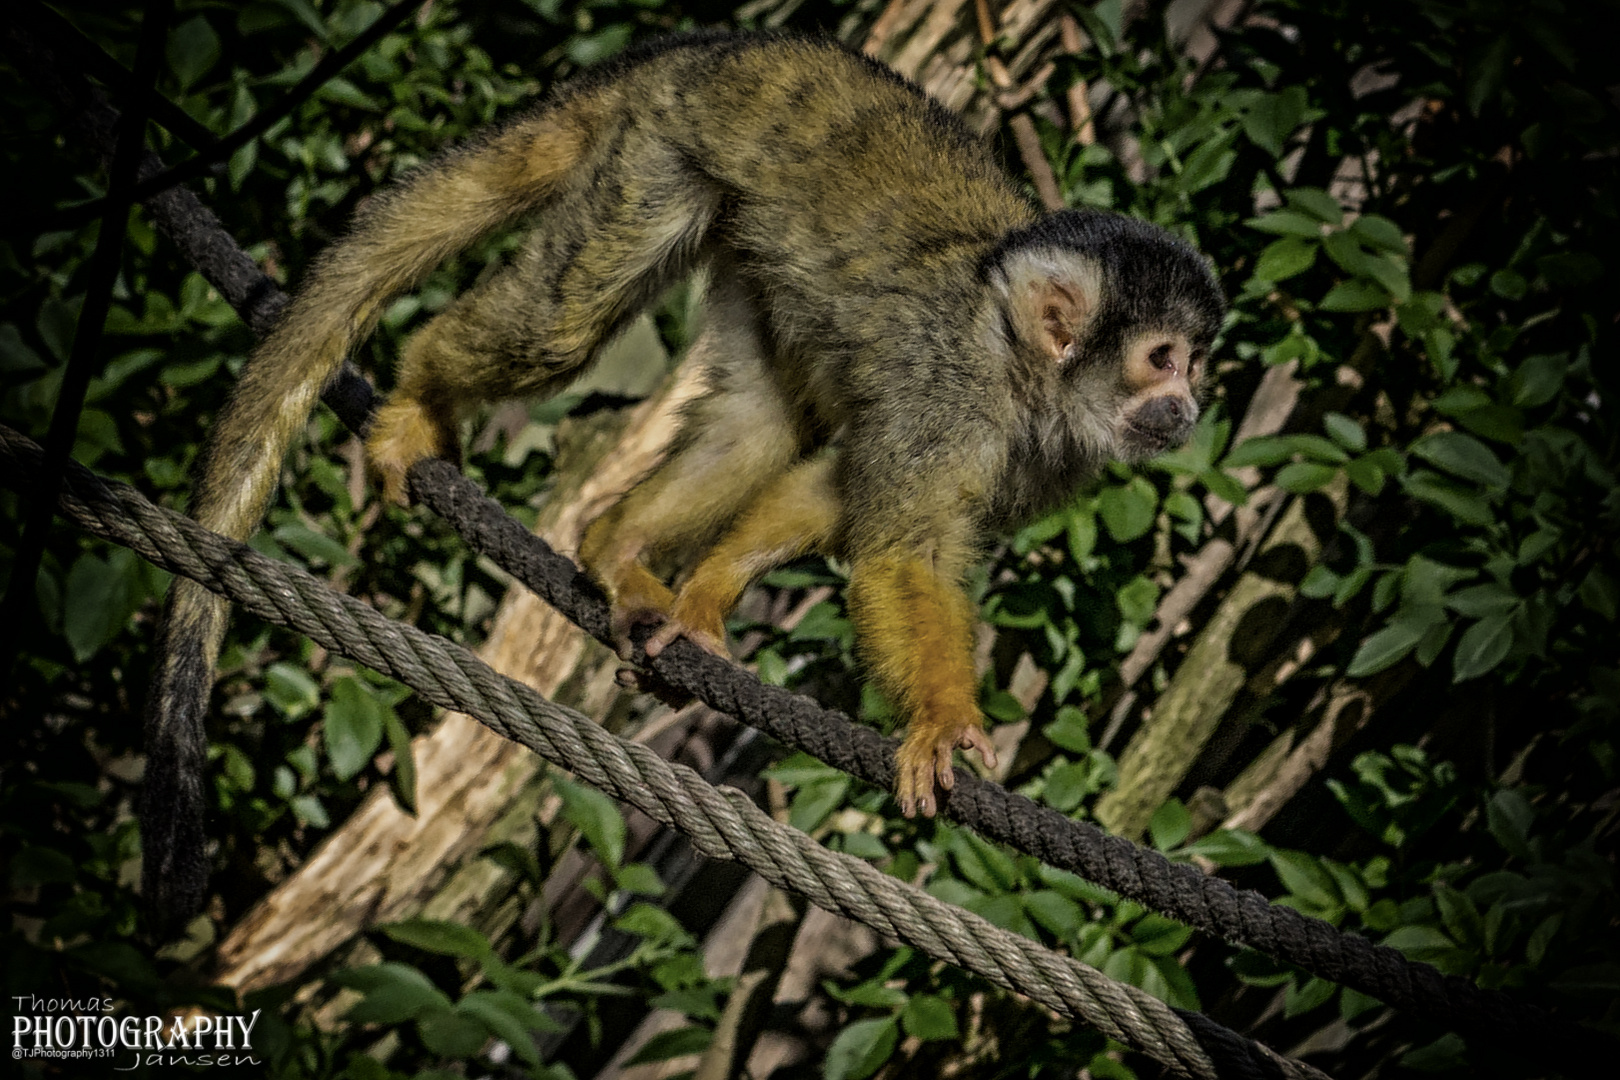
[1000,252,1102,366]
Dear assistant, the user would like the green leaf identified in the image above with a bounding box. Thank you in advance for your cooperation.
[1043,706,1092,753]
[1224,435,1298,468]
[1349,214,1408,255]
[316,77,382,110]
[1299,565,1340,600]
[416,1004,489,1059]
[1320,279,1391,312]
[1435,885,1484,948]
[1452,614,1514,681]
[1148,798,1191,851]
[1023,889,1084,938]
[1181,829,1270,867]
[1383,925,1456,962]
[1579,567,1618,620]
[1465,34,1512,115]
[1269,850,1338,909]
[1487,790,1534,859]
[827,980,908,1008]
[1347,621,1426,677]
[1402,471,1494,526]
[10,845,77,887]
[1344,455,1387,496]
[1253,237,1318,282]
[457,991,547,1066]
[1275,461,1337,493]
[262,0,331,40]
[823,1017,898,1080]
[1444,584,1520,618]
[380,918,492,961]
[1410,432,1509,488]
[385,705,417,814]
[272,522,360,567]
[566,24,634,66]
[1097,477,1158,542]
[789,777,850,833]
[1509,353,1569,407]
[62,550,141,662]
[1241,86,1308,156]
[265,662,320,719]
[1284,976,1336,1018]
[1489,268,1527,300]
[557,778,627,871]
[1534,252,1602,287]
[900,994,959,1041]
[624,1026,711,1066]
[289,793,329,827]
[324,675,388,781]
[334,963,450,1025]
[1115,575,1160,627]
[1323,413,1366,452]
[1130,914,1193,956]
[0,323,46,373]
[167,16,221,91]
[1176,139,1236,195]
[1285,188,1344,225]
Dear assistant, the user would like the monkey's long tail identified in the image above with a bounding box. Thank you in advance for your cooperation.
[141,105,597,925]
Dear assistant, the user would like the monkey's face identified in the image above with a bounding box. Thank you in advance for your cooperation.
[1113,329,1208,460]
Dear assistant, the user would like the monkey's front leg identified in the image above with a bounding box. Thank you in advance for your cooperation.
[847,554,999,817]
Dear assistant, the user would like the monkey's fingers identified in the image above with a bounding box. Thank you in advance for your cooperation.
[957,725,999,772]
[895,733,946,818]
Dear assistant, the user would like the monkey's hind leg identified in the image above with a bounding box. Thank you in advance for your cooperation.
[579,277,802,655]
[579,372,802,655]
[643,453,839,659]
[366,266,581,504]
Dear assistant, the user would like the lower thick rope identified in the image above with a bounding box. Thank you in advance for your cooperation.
[0,424,1323,1080]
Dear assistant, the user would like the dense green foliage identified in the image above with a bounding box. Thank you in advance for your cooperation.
[2,1,1615,1077]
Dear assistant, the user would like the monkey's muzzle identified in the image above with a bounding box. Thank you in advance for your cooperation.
[1123,395,1195,455]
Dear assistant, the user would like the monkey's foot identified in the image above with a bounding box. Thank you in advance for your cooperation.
[366,395,458,505]
[600,567,676,660]
[895,721,998,818]
[643,609,727,660]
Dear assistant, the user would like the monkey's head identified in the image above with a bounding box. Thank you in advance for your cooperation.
[986,209,1226,465]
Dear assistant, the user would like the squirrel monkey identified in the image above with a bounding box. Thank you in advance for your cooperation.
[146,31,1223,912]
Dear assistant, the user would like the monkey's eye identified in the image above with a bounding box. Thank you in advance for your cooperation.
[1148,342,1176,371]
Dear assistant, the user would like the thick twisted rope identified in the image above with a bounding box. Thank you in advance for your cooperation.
[7,21,1602,1067]
[0,424,1326,1080]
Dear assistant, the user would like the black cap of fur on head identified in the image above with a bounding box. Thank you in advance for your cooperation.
[985,209,1226,365]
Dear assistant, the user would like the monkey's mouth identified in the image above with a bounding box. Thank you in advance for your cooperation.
[1122,419,1188,455]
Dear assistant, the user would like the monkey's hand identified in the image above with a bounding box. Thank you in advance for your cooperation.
[895,717,998,818]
